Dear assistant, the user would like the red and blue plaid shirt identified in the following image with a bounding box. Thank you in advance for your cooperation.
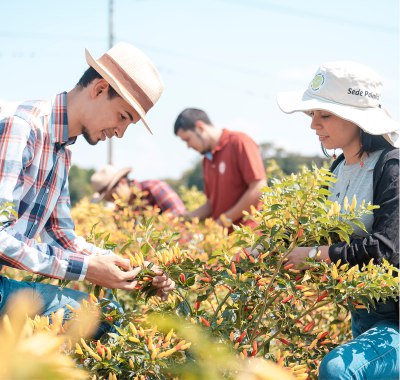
[0,92,110,281]
[135,180,186,215]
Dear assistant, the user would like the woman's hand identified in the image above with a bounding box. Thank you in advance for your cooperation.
[286,247,310,268]
[286,246,331,268]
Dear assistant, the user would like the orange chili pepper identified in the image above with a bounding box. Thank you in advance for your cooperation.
[282,295,293,304]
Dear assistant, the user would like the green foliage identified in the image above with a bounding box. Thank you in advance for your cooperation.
[68,165,95,206]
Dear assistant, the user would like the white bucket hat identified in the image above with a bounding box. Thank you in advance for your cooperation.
[277,61,400,147]
[85,42,164,134]
[91,165,132,202]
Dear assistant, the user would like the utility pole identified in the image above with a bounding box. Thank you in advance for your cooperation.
[107,0,114,165]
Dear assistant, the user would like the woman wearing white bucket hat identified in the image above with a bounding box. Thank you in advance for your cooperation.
[277,61,399,380]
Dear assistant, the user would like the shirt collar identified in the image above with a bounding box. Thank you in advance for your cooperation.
[51,92,76,147]
[212,128,229,154]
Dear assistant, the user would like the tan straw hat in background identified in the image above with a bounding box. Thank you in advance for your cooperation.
[85,42,164,134]
[277,61,400,147]
[91,165,132,202]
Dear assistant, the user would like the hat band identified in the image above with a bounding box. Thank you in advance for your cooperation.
[99,54,154,113]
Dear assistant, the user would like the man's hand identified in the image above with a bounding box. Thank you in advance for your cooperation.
[145,262,175,300]
[85,254,142,290]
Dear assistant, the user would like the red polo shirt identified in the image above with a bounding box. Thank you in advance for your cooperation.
[203,129,266,224]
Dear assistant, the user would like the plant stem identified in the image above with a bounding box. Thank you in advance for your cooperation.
[211,291,231,326]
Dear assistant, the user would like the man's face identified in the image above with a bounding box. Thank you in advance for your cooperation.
[177,128,210,154]
[81,80,140,145]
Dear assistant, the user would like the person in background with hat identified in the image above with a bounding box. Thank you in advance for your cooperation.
[174,108,266,230]
[277,61,399,379]
[0,42,175,338]
[91,164,186,215]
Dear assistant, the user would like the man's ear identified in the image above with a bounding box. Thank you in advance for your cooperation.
[195,120,206,132]
[91,78,110,98]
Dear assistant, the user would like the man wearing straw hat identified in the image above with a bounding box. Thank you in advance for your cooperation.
[0,42,174,337]
[91,164,186,215]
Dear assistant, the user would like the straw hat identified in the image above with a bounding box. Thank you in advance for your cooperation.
[85,42,164,134]
[277,61,399,147]
[91,165,132,202]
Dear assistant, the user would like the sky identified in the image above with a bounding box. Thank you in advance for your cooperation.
[0,0,399,181]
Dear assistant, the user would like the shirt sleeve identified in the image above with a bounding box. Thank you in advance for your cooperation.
[147,181,186,215]
[0,116,90,280]
[235,134,266,185]
[328,158,399,268]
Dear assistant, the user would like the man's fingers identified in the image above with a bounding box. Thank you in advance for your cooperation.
[121,266,142,282]
[122,280,138,291]
[152,274,168,284]
[114,257,132,271]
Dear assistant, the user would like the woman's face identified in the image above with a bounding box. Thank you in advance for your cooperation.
[309,110,361,152]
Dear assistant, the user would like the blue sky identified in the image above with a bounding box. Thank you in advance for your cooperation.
[0,0,398,180]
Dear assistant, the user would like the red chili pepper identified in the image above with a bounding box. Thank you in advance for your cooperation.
[251,341,258,356]
[106,316,113,322]
[294,275,302,281]
[298,228,304,238]
[282,295,293,304]
[199,277,212,283]
[248,255,255,263]
[194,301,201,310]
[231,261,237,275]
[236,331,246,344]
[279,338,290,345]
[318,331,329,340]
[204,270,212,279]
[179,273,186,283]
[242,248,250,258]
[222,284,235,293]
[321,273,327,282]
[295,285,305,290]
[316,290,329,302]
[304,321,315,332]
[284,263,294,270]
[201,317,210,327]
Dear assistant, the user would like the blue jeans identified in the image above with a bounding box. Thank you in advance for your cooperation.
[0,276,123,339]
[319,300,399,380]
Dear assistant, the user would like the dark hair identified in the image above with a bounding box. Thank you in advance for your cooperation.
[323,129,393,158]
[76,66,119,99]
[174,108,212,135]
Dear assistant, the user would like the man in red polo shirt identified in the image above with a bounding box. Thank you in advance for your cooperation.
[174,108,266,228]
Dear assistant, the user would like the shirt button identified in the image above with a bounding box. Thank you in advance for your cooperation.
[34,220,38,225]
[45,188,49,193]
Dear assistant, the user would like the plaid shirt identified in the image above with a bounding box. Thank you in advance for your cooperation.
[135,180,186,215]
[0,92,109,281]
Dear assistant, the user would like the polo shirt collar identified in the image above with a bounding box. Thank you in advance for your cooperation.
[51,92,76,147]
[212,128,229,154]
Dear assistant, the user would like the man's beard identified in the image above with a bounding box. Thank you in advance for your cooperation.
[82,127,99,146]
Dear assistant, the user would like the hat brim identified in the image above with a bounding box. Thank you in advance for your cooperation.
[277,90,400,147]
[93,167,132,202]
[85,49,153,135]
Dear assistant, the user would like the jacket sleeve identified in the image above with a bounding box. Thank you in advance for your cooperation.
[328,158,399,268]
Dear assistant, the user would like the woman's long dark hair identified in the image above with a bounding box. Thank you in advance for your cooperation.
[322,129,393,158]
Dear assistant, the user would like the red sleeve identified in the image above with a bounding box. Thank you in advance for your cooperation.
[235,134,266,184]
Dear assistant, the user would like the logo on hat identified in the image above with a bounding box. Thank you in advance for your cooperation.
[310,73,325,92]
